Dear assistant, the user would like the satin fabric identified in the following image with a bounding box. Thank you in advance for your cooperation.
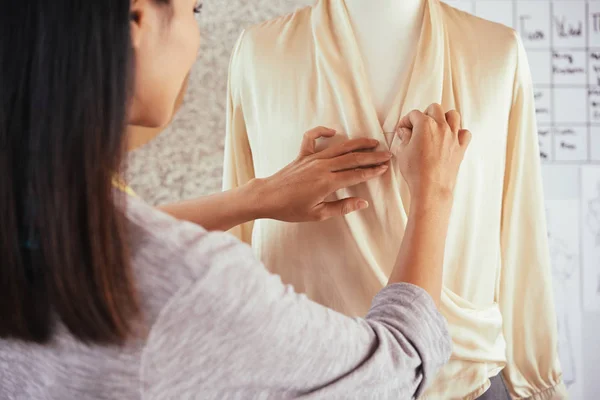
[222,1,566,398]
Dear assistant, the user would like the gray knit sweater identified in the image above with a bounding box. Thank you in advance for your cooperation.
[0,196,451,399]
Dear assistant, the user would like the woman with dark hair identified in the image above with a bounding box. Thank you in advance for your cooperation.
[0,1,470,399]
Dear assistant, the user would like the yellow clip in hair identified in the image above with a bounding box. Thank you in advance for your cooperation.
[112,177,137,197]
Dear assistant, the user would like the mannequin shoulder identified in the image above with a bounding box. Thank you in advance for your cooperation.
[440,3,522,76]
[441,3,520,59]
[239,6,313,55]
[229,7,315,81]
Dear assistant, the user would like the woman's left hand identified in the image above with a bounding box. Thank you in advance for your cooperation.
[252,126,392,223]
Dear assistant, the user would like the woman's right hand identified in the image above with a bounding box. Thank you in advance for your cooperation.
[388,104,471,304]
[254,126,392,223]
[395,104,471,202]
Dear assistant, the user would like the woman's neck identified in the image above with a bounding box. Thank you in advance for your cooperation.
[344,0,424,28]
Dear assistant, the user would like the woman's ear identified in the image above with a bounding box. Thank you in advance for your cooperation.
[130,0,146,49]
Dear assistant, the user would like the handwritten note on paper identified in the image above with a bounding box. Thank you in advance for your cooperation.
[553,51,587,85]
[588,2,600,47]
[539,127,553,161]
[546,200,584,399]
[588,51,600,87]
[534,88,552,124]
[518,2,551,48]
[582,166,600,312]
[554,126,588,161]
[553,2,586,48]
[589,88,600,124]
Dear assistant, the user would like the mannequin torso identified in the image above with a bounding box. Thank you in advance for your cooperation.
[344,0,425,125]
[224,3,566,397]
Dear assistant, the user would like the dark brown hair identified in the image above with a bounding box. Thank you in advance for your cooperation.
[0,1,139,344]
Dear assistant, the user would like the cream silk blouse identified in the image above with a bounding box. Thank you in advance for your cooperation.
[222,0,567,398]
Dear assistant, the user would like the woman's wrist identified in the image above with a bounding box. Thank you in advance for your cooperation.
[241,178,271,221]
[410,186,454,217]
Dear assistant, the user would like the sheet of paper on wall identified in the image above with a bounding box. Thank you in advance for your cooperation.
[546,200,584,399]
[582,166,600,312]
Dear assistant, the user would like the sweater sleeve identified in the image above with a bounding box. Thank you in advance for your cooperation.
[498,32,568,400]
[140,231,452,399]
[222,30,256,244]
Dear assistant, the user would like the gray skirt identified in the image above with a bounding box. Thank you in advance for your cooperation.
[476,374,511,400]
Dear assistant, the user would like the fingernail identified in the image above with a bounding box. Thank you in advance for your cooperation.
[357,200,369,209]
[380,164,389,170]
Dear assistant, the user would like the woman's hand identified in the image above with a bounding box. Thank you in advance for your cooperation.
[159,127,390,232]
[395,104,471,202]
[388,104,471,305]
[253,126,392,222]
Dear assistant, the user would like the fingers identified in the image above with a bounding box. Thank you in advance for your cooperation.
[299,126,336,157]
[397,106,444,144]
[445,110,461,133]
[398,127,413,145]
[397,107,461,145]
[458,129,472,148]
[397,109,427,131]
[424,103,446,125]
[317,137,381,159]
[314,197,369,220]
[330,164,389,190]
[329,150,392,172]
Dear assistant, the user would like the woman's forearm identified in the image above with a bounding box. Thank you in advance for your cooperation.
[388,190,454,306]
[158,179,266,232]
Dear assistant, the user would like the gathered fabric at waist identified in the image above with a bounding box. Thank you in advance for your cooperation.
[421,287,507,400]
[442,287,506,364]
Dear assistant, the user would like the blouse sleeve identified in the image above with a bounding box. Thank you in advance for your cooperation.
[498,32,568,400]
[222,30,256,244]
[140,230,452,399]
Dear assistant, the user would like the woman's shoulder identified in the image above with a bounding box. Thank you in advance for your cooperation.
[124,196,256,322]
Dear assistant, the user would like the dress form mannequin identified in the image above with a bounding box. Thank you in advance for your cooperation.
[223,1,568,396]
[344,0,425,125]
